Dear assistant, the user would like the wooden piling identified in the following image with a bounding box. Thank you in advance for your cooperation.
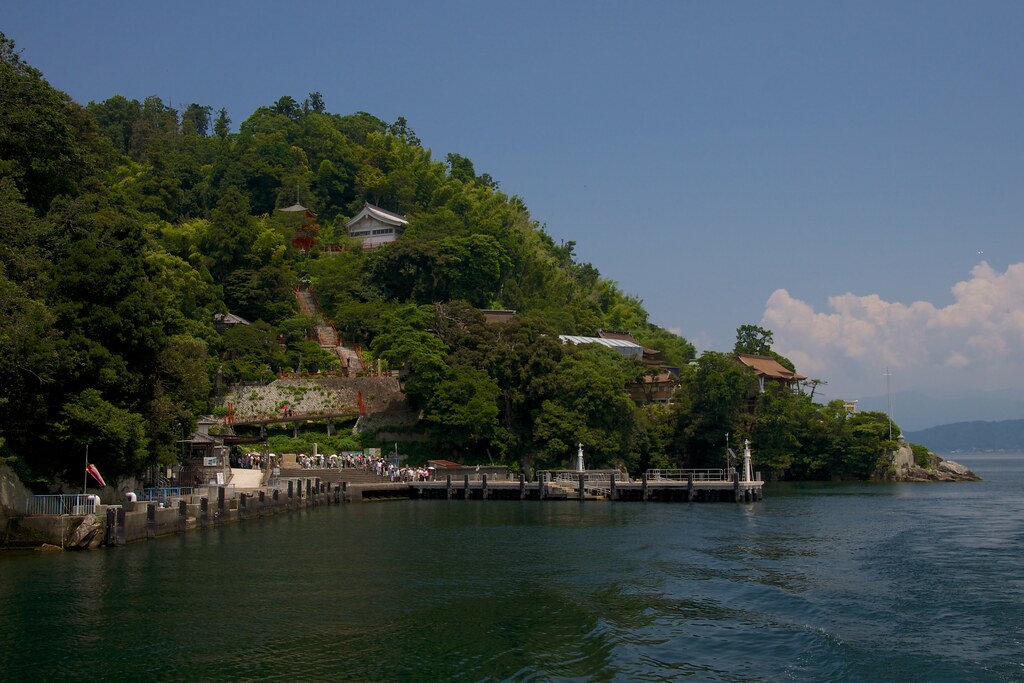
[687,472,694,502]
[610,471,616,500]
[519,473,526,500]
[178,499,187,532]
[446,475,452,500]
[146,503,156,539]
[642,473,649,501]
[115,507,126,546]
[578,473,585,501]
[105,507,116,544]
[200,497,209,529]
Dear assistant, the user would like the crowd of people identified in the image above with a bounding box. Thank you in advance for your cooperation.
[230,452,274,469]
[232,449,435,481]
[294,452,369,469]
[290,452,433,481]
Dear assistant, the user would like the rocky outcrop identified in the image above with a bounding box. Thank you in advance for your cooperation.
[881,443,981,482]
[1,463,31,529]
[66,513,105,550]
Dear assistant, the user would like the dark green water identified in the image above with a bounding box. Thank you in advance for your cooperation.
[2,454,1022,682]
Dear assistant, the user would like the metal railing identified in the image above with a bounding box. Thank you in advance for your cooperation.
[646,468,727,482]
[26,494,98,516]
[540,470,619,498]
[542,470,619,484]
[140,487,195,503]
[198,484,237,499]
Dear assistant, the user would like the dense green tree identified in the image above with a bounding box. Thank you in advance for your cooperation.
[0,33,90,212]
[532,345,637,470]
[272,95,301,120]
[181,103,212,136]
[734,324,774,356]
[218,321,288,384]
[734,323,796,371]
[424,366,502,454]
[55,389,150,476]
[304,92,325,115]
[369,305,449,406]
[673,351,753,468]
[214,108,231,140]
[445,152,476,184]
[87,94,141,152]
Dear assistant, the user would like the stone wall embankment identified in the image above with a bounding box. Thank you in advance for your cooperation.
[222,377,406,420]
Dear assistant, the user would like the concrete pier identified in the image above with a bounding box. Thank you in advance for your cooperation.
[9,467,764,550]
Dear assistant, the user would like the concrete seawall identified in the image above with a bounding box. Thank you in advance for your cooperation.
[4,476,344,550]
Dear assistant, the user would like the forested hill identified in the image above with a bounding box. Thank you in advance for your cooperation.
[905,420,1024,453]
[0,32,902,487]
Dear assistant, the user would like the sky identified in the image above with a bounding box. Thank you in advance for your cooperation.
[5,1,1024,426]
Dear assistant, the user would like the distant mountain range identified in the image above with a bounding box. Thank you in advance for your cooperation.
[854,389,1024,432]
[905,420,1024,453]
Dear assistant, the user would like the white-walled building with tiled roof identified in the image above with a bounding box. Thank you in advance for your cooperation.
[345,203,409,249]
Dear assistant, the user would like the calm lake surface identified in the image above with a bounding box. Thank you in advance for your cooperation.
[2,454,1022,682]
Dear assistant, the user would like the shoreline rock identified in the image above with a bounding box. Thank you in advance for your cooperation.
[879,443,981,482]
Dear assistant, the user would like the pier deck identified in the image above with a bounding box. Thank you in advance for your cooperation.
[406,475,763,503]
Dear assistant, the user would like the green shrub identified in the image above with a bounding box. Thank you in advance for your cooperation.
[911,443,933,468]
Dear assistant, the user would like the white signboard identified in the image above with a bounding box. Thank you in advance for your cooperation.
[203,456,218,467]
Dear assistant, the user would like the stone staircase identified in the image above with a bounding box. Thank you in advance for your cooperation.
[295,286,363,373]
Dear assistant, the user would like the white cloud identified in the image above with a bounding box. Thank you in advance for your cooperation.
[762,262,1024,398]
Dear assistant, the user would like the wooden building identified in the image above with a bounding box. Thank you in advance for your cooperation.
[346,203,409,249]
[736,353,806,393]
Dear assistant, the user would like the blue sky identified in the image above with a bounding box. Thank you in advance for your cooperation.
[5,1,1024,423]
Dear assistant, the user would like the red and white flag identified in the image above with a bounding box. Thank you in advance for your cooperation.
[86,463,106,488]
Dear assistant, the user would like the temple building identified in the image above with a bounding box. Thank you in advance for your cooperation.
[346,203,409,249]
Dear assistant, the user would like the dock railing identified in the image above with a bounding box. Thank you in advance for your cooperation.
[543,470,619,485]
[26,494,98,516]
[140,487,195,504]
[541,470,620,497]
[646,468,727,482]
[185,484,237,500]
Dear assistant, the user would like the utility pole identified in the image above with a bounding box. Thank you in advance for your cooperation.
[884,367,893,440]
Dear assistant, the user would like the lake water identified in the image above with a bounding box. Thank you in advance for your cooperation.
[1,453,1022,681]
